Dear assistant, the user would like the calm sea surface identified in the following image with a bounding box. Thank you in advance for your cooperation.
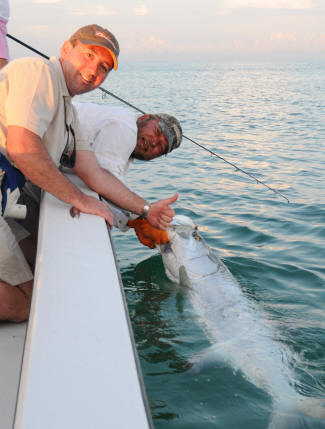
[78,61,325,429]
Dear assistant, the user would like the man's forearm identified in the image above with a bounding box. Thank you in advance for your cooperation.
[74,150,177,229]
[74,151,146,215]
[84,167,145,215]
[7,126,84,207]
[6,126,115,226]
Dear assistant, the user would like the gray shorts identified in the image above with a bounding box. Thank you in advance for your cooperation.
[0,181,40,286]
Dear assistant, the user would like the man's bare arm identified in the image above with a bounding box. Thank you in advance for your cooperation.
[74,150,178,229]
[6,126,113,226]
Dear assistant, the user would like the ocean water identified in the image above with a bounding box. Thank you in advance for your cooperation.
[78,61,325,428]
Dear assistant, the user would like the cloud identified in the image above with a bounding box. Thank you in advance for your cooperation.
[68,5,117,17]
[308,33,325,47]
[29,25,52,32]
[32,0,64,3]
[125,35,167,52]
[132,4,149,16]
[222,0,315,9]
[142,36,167,48]
[271,32,297,42]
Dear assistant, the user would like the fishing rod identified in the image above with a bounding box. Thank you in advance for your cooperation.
[6,33,290,203]
[98,88,290,204]
[7,33,49,60]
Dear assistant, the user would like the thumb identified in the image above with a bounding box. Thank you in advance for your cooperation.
[162,193,178,206]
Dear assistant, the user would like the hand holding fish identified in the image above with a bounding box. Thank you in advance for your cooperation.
[128,218,169,248]
[69,195,114,228]
[145,193,178,230]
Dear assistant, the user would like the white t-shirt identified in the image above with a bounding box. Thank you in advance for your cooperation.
[0,0,9,20]
[0,57,89,166]
[73,101,138,185]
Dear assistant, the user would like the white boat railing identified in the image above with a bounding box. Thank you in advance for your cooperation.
[13,172,153,429]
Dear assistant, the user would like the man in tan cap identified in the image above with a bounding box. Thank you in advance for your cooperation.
[0,24,178,322]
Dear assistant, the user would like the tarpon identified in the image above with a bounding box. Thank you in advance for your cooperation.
[157,215,325,429]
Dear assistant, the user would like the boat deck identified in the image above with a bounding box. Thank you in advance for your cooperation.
[0,172,152,429]
[0,322,26,429]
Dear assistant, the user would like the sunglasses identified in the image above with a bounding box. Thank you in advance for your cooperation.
[60,98,76,168]
[158,120,176,155]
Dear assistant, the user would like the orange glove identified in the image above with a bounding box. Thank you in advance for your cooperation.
[128,218,169,249]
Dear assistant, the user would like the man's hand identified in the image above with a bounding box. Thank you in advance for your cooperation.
[70,195,114,228]
[128,218,169,249]
[146,193,178,230]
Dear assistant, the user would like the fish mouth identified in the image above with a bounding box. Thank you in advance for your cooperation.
[169,215,197,230]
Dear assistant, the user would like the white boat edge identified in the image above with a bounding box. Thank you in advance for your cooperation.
[0,171,153,429]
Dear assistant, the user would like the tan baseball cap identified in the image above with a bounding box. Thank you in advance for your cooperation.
[70,24,119,70]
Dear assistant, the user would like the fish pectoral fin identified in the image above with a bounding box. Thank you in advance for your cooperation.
[187,343,231,374]
[179,265,191,287]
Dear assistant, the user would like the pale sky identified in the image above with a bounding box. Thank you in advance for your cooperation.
[6,0,325,62]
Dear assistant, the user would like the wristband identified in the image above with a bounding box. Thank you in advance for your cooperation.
[141,202,150,219]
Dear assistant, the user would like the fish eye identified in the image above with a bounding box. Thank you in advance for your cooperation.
[192,231,201,240]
